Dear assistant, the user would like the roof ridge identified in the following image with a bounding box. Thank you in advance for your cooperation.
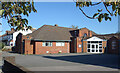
[44,25,78,30]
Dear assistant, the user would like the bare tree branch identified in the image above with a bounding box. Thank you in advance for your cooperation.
[91,2,101,6]
[79,7,98,19]
[103,2,113,16]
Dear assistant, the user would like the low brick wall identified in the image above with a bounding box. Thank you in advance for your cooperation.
[2,56,33,73]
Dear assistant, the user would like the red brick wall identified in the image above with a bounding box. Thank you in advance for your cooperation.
[83,41,87,53]
[102,41,107,53]
[73,28,93,53]
[76,37,82,53]
[24,40,34,54]
[35,42,70,54]
[79,28,92,37]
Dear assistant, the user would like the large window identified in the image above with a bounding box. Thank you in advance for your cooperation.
[42,42,52,46]
[56,42,65,46]
[87,41,103,53]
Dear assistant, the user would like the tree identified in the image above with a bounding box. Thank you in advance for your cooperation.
[71,25,79,29]
[76,0,120,22]
[0,0,37,31]
[0,42,5,49]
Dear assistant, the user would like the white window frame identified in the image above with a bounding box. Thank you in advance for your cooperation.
[56,42,65,46]
[42,42,52,47]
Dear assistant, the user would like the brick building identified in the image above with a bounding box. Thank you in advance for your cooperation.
[15,25,120,55]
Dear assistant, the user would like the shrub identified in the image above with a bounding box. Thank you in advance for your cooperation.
[0,42,5,49]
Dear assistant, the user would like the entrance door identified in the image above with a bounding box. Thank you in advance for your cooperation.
[87,41,102,53]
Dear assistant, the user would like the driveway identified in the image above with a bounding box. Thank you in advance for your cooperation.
[2,52,120,72]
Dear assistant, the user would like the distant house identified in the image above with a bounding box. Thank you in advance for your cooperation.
[1,28,36,47]
[15,24,120,55]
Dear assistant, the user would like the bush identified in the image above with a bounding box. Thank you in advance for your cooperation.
[0,42,5,49]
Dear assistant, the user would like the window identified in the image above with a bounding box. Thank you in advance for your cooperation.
[42,42,52,46]
[56,42,65,46]
[10,43,13,46]
[87,44,90,48]
[88,41,90,43]
[99,48,102,52]
[75,31,77,36]
[92,45,94,48]
[112,40,116,49]
[87,49,90,52]
[96,50,98,52]
[84,33,87,37]
[96,45,98,48]
[99,49,102,52]
[92,50,95,52]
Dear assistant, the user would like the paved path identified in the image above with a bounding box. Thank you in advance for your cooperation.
[2,52,120,72]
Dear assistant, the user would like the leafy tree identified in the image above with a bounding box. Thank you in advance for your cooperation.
[71,25,79,29]
[0,0,37,31]
[76,0,120,22]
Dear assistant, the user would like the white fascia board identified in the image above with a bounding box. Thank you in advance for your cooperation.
[86,36,104,41]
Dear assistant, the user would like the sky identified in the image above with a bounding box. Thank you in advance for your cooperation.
[1,2,119,35]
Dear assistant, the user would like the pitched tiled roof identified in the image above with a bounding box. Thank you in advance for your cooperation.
[28,25,77,41]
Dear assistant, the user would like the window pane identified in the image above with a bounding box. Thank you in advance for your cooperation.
[42,42,52,46]
[42,42,45,46]
[61,42,65,46]
[56,42,64,46]
[96,50,98,52]
[92,45,94,48]
[99,50,102,52]
[88,44,90,48]
[92,50,95,52]
[88,41,90,43]
[50,42,52,46]
[56,42,61,46]
[87,49,90,52]
[46,42,49,46]
[96,45,98,48]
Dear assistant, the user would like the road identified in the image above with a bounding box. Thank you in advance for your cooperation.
[2,52,120,72]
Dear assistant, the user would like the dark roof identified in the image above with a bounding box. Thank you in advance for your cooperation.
[93,33,119,40]
[83,33,120,40]
[28,25,77,41]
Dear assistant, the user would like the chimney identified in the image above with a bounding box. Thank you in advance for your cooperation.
[11,28,14,31]
[54,24,58,26]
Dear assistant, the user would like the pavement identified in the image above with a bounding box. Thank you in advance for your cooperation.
[2,52,120,72]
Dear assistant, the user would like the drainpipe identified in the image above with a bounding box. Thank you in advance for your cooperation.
[67,42,69,53]
[81,39,83,53]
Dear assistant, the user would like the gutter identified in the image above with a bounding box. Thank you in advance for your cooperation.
[31,39,71,42]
